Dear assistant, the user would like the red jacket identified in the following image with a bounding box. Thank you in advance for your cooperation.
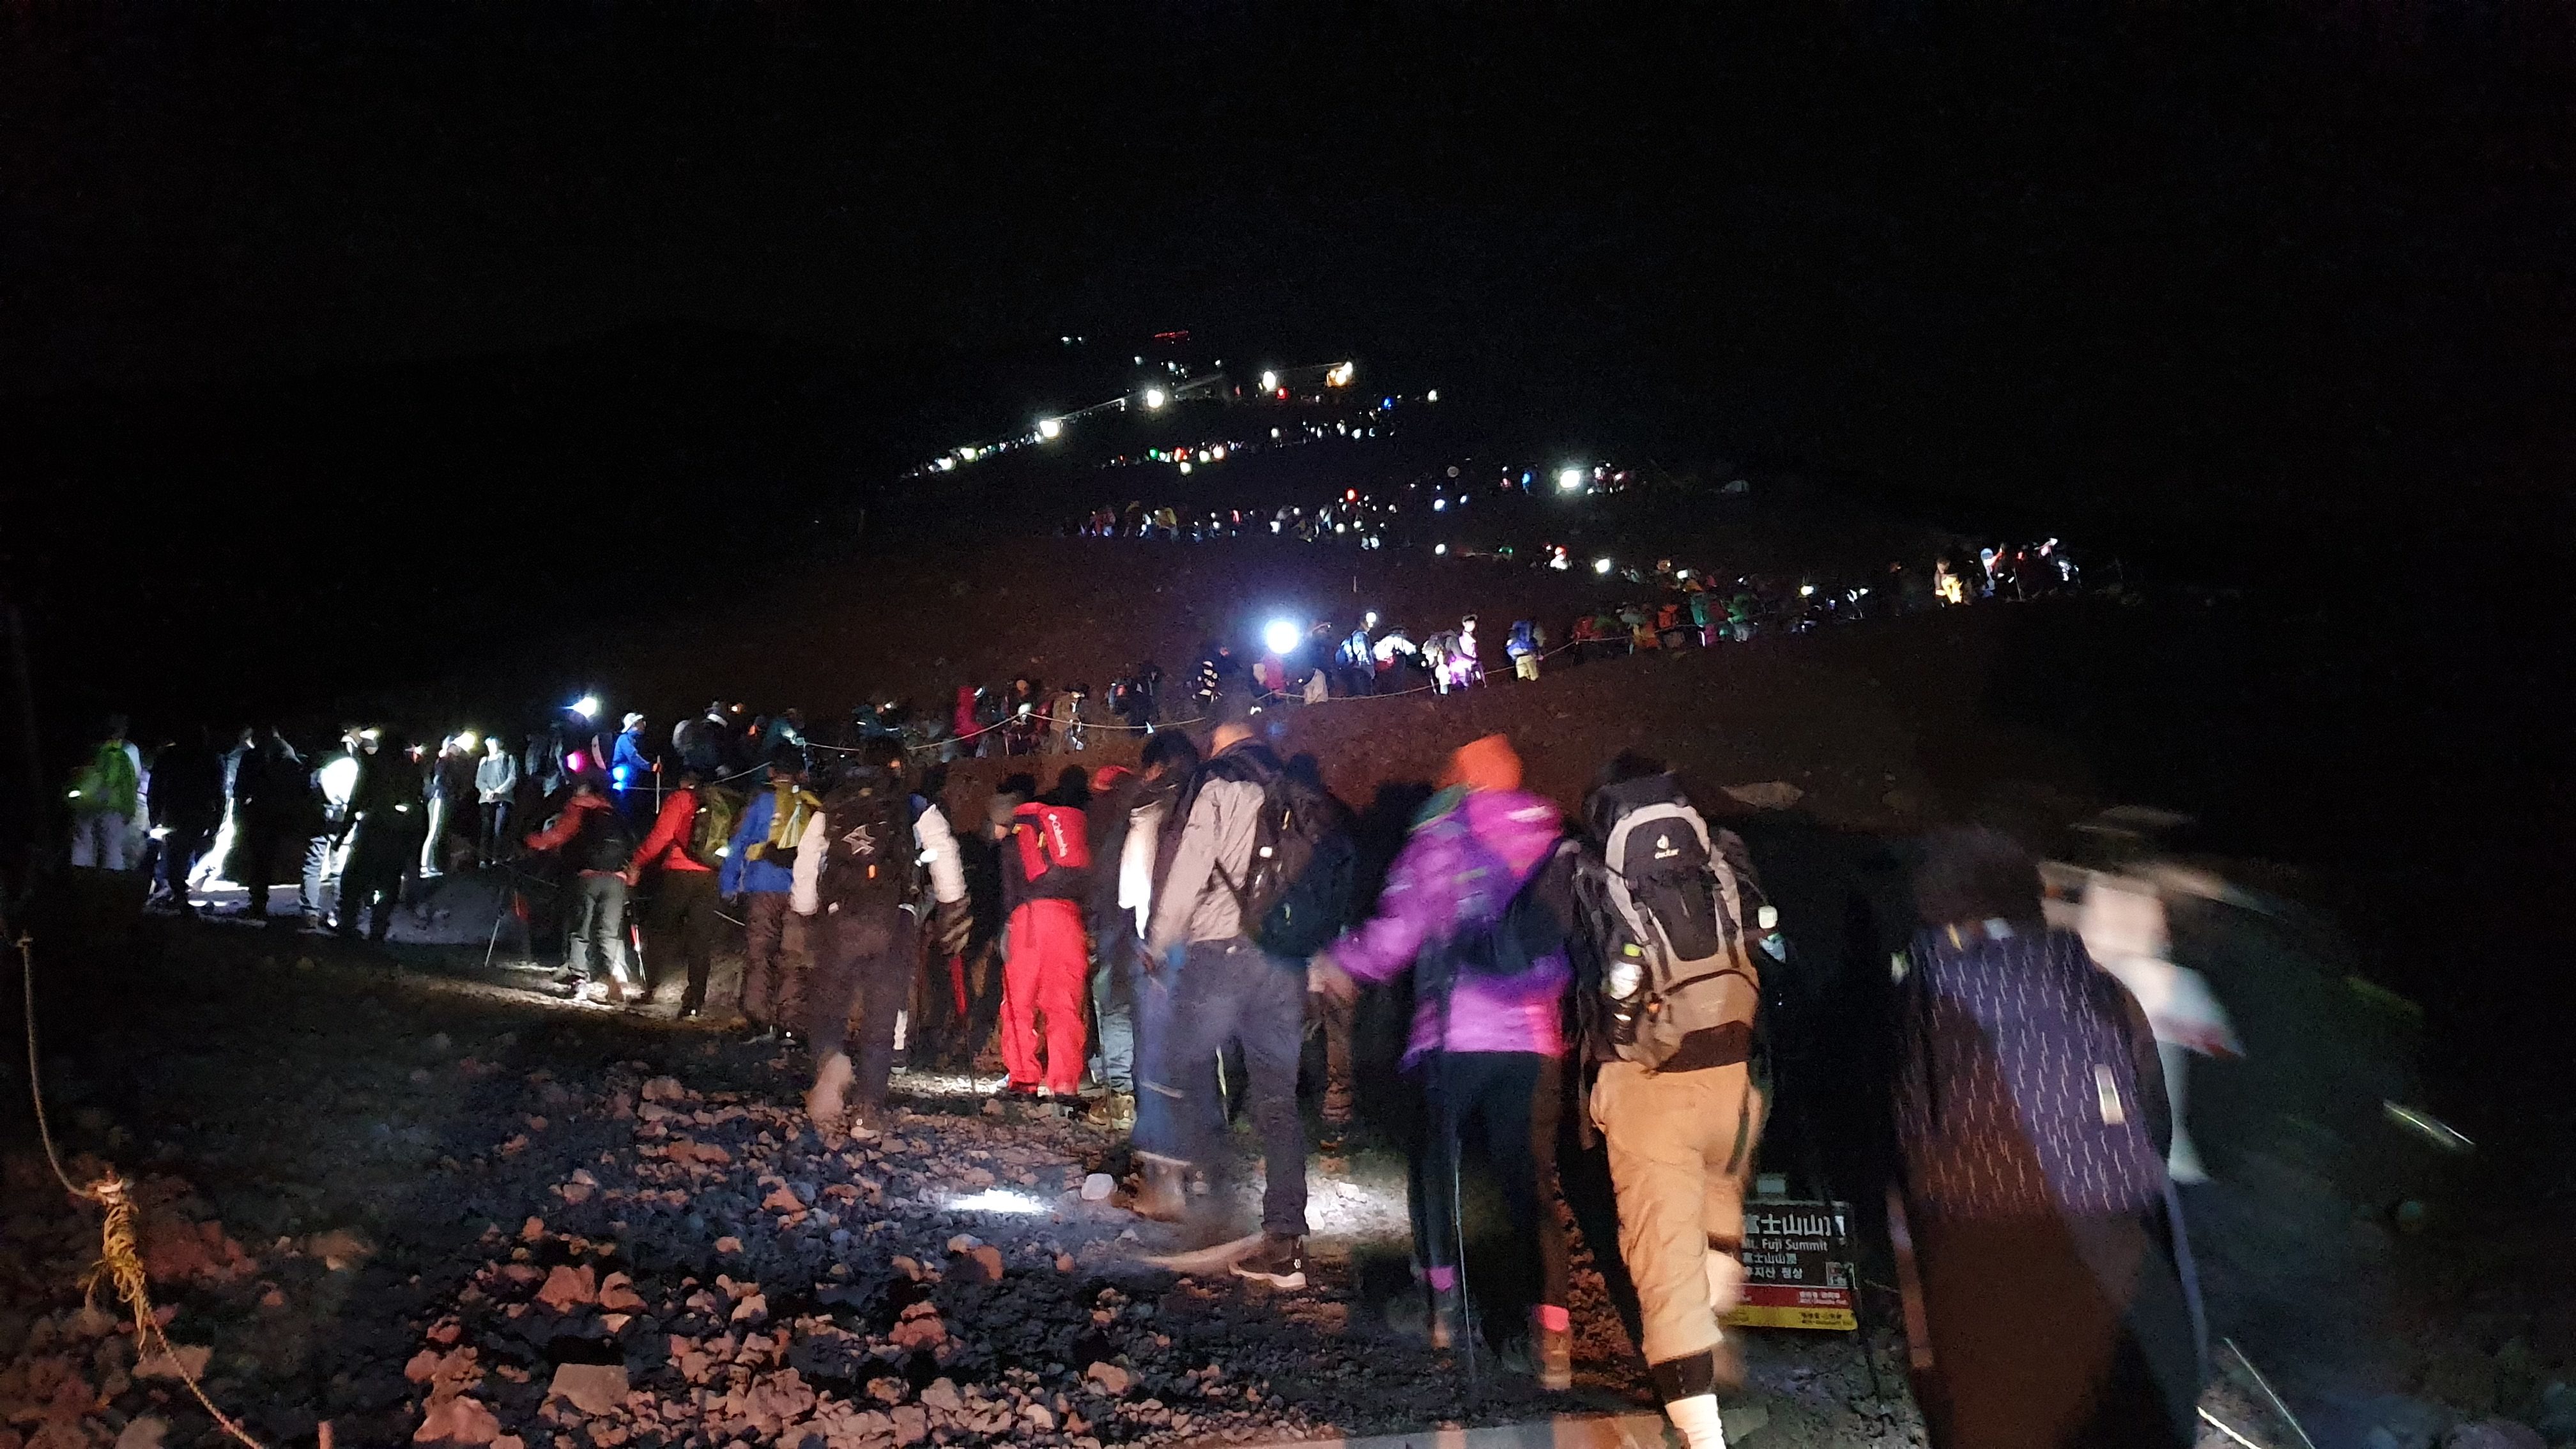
[630,788,714,874]
[525,791,611,854]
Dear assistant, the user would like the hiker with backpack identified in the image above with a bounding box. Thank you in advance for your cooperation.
[792,739,970,1138]
[624,767,728,1017]
[335,728,425,944]
[1566,753,1782,1449]
[1137,722,1354,1289]
[1892,829,2202,1449]
[523,777,641,1005]
[1307,733,1577,1388]
[723,760,825,1041]
[1089,731,1202,1133]
[996,774,1096,1102]
[1506,619,1544,681]
[66,714,145,871]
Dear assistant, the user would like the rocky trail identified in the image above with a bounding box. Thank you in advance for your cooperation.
[2,919,1925,1449]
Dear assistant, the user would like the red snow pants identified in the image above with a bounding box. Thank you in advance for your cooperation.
[1000,898,1090,1094]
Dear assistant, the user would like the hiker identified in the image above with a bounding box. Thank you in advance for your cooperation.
[1452,616,1483,689]
[723,760,824,1040]
[611,713,656,813]
[475,735,519,865]
[997,774,1094,1101]
[1507,619,1544,681]
[523,777,640,1004]
[66,715,144,871]
[675,702,730,776]
[624,767,724,1016]
[338,729,425,944]
[1090,731,1201,1132]
[760,709,809,774]
[1338,624,1376,696]
[1371,628,1418,689]
[425,734,478,877]
[1892,828,2202,1449]
[1048,685,1088,754]
[1568,753,1781,1449]
[298,726,364,928]
[148,726,226,916]
[2077,870,2240,1186]
[1138,721,1352,1291]
[793,739,970,1138]
[229,726,305,919]
[1308,734,1575,1385]
[1422,631,1453,695]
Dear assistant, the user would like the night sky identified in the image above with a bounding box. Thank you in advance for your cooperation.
[5,2,2571,703]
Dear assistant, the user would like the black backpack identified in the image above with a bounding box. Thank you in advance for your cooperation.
[1200,752,1356,959]
[570,802,636,875]
[816,774,915,920]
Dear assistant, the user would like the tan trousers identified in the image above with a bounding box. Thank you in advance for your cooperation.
[1591,1059,1766,1368]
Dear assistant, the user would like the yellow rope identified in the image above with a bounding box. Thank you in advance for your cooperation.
[14,926,269,1449]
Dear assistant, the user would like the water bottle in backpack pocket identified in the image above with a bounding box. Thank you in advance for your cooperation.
[1575,776,1766,1071]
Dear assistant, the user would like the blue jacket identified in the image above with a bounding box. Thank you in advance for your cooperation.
[719,787,797,896]
[611,730,654,787]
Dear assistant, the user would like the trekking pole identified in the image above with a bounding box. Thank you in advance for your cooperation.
[483,884,509,970]
[1431,946,1478,1394]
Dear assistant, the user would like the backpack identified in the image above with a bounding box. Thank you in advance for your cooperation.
[1896,926,2168,1218]
[1574,773,1765,1071]
[1507,620,1538,657]
[1448,836,1578,979]
[1202,754,1357,959]
[816,776,915,919]
[744,782,822,865]
[70,742,139,816]
[687,785,746,869]
[570,801,638,875]
[1011,801,1092,895]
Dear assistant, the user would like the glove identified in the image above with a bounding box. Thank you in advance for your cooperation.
[933,898,972,956]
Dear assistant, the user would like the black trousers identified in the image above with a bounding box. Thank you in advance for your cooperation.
[812,908,918,1110]
[339,827,417,940]
[240,816,291,916]
[160,823,211,907]
[647,869,723,1010]
[1403,1050,1572,1315]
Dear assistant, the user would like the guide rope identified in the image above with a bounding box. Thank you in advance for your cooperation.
[11,917,270,1449]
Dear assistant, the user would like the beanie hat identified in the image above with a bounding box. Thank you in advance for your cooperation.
[1441,734,1523,793]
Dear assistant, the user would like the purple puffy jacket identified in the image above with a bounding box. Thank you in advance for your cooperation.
[1325,786,1570,1065]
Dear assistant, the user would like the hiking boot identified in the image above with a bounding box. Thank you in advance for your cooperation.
[1708,1330,1745,1394]
[1387,1281,1467,1348]
[993,1081,1041,1103]
[1499,1309,1574,1391]
[1232,1234,1307,1290]
[1133,1159,1188,1222]
[805,1050,855,1135]
[1104,1092,1138,1130]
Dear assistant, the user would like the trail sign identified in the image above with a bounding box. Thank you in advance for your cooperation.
[1724,1198,1858,1331]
